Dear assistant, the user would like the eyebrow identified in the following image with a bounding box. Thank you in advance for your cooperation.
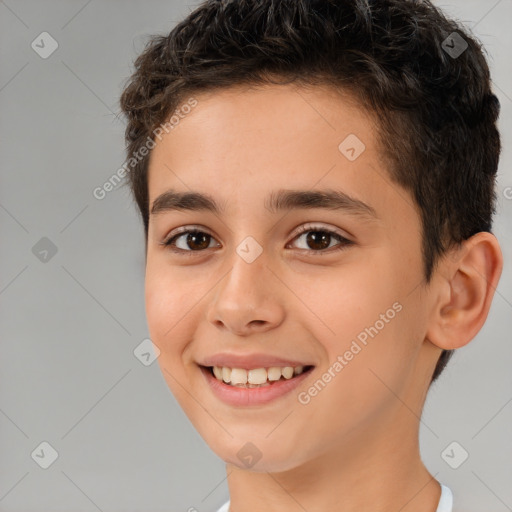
[150,188,379,220]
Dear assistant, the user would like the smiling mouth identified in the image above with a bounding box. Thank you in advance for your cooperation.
[202,364,315,388]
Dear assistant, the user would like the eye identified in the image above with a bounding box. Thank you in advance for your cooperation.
[287,224,352,254]
[162,228,220,254]
[160,224,353,256]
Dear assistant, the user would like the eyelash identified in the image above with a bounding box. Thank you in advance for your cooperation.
[161,224,353,257]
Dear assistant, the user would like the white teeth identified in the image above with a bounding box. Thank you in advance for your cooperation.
[267,367,282,381]
[211,365,308,386]
[230,368,247,385]
[248,368,268,385]
[222,367,231,383]
[281,366,294,379]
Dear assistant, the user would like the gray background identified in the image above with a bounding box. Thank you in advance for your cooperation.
[0,1,511,511]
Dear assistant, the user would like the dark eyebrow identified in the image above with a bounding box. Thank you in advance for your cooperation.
[150,188,378,220]
[150,190,226,216]
[265,189,378,219]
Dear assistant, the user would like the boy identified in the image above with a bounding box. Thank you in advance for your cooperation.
[119,0,503,510]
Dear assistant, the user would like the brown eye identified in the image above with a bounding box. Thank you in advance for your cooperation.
[164,230,219,252]
[303,231,332,250]
[289,225,352,254]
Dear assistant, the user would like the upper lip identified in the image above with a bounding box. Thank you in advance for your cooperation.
[199,353,314,370]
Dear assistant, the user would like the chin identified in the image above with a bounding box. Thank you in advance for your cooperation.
[205,433,309,473]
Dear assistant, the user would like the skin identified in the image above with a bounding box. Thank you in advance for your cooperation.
[144,83,503,512]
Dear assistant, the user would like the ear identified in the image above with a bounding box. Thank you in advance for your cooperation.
[426,232,503,350]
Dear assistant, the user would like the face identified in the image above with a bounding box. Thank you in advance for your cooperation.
[145,84,439,472]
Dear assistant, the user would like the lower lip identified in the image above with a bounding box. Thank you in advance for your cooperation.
[200,365,314,407]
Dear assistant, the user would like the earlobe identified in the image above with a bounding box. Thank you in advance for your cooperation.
[426,232,503,351]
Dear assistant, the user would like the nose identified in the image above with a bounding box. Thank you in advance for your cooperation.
[206,249,285,336]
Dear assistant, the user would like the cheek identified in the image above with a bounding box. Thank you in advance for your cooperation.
[145,255,191,327]
[301,261,386,343]
[306,267,418,412]
[144,261,190,355]
[145,268,197,406]
[145,279,173,342]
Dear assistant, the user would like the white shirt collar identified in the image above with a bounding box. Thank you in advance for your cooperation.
[216,483,453,512]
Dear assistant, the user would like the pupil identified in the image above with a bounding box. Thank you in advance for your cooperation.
[307,231,330,250]
[188,232,210,250]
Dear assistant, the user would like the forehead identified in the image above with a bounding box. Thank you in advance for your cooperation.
[146,83,417,225]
